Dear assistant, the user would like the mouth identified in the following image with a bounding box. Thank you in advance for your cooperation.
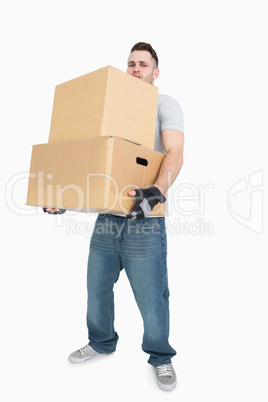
[133,74,142,79]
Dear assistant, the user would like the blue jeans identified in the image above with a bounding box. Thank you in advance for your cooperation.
[86,214,176,366]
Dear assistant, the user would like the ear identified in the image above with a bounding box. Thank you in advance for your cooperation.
[153,69,159,80]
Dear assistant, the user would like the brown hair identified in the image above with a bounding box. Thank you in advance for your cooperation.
[130,42,158,68]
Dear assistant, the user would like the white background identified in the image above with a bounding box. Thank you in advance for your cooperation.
[1,0,267,400]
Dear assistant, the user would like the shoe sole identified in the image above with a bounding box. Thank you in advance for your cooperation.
[157,379,177,391]
[68,355,97,364]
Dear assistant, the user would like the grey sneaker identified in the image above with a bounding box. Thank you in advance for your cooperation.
[154,363,177,391]
[68,344,100,364]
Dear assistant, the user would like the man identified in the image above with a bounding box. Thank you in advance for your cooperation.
[44,42,184,391]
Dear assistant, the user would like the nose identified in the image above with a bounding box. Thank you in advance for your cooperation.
[134,65,141,73]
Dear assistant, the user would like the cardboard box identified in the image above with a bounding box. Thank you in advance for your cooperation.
[48,66,158,150]
[26,136,165,216]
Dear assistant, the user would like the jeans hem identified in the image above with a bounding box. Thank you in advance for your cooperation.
[89,342,115,355]
[149,359,172,367]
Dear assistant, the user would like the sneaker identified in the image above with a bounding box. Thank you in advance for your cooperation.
[154,363,177,391]
[68,344,100,364]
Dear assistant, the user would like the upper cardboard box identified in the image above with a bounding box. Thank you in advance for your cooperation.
[48,65,158,150]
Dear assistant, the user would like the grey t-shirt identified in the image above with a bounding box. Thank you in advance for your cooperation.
[154,94,184,154]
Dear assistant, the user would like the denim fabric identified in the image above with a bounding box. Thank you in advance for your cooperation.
[86,214,176,366]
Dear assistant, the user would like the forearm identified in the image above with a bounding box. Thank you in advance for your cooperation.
[154,152,183,194]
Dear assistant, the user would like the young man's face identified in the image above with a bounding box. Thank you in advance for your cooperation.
[127,50,159,85]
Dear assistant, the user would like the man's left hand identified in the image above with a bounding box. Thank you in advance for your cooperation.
[127,186,166,220]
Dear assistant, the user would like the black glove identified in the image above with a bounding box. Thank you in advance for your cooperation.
[43,208,66,215]
[127,186,166,220]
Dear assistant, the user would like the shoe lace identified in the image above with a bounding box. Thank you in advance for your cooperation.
[157,364,173,377]
[79,344,92,355]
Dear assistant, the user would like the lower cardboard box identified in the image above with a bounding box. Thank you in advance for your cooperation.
[26,136,166,216]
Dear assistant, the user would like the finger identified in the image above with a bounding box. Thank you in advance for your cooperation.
[128,190,136,197]
[51,208,60,213]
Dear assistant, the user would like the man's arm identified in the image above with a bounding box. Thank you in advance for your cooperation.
[153,129,184,194]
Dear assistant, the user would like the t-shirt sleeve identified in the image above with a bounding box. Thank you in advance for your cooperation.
[159,96,184,134]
